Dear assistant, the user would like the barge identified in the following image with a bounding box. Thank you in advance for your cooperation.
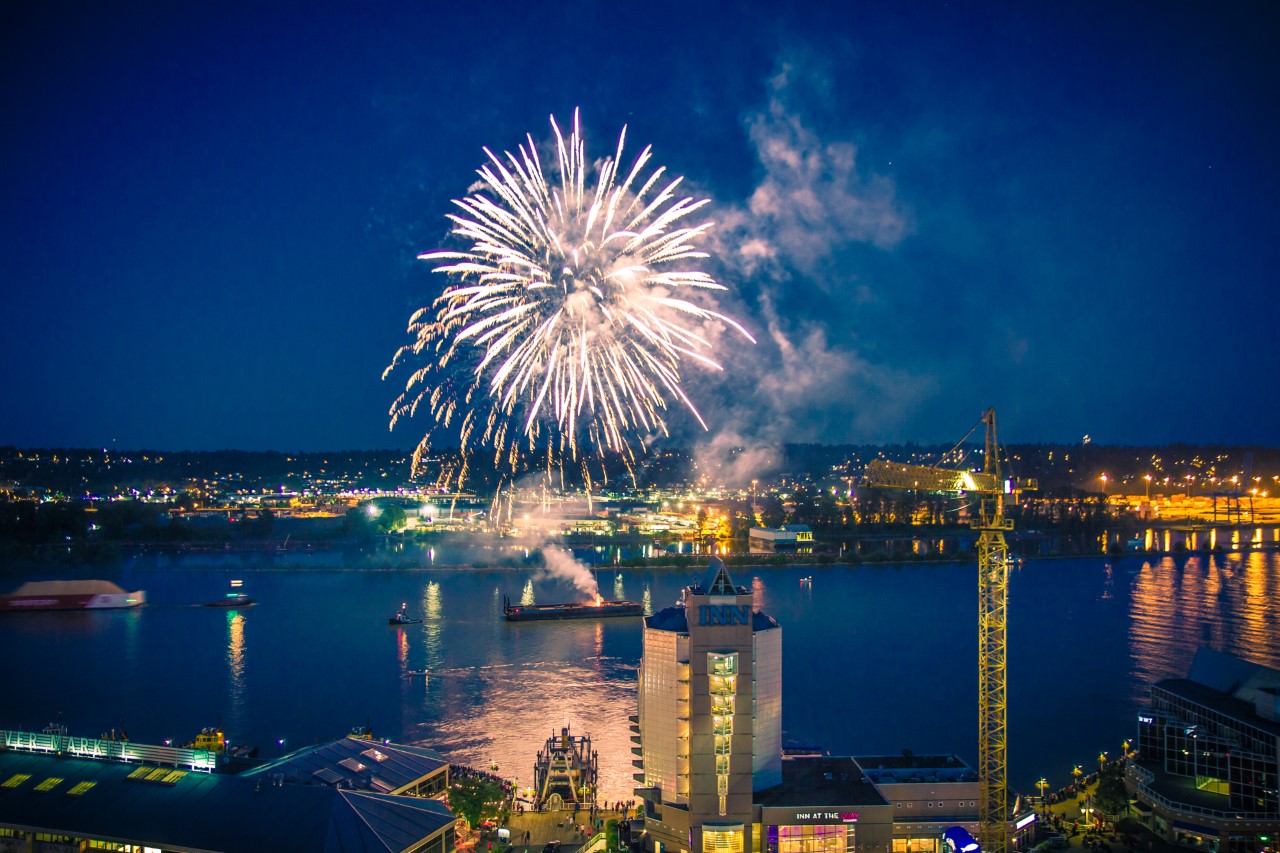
[502,595,642,621]
[0,580,145,612]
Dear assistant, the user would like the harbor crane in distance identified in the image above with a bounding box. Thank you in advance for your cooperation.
[862,408,1035,853]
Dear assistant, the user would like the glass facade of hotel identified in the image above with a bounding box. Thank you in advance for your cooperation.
[1139,685,1280,816]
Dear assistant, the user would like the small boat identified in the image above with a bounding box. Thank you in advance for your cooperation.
[206,593,254,607]
[206,579,252,607]
[389,603,422,625]
[502,595,643,622]
[185,725,256,758]
[404,669,429,678]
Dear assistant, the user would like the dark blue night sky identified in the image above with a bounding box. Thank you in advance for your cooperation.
[4,1,1277,452]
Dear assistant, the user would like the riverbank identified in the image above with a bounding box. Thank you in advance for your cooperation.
[1,532,1273,578]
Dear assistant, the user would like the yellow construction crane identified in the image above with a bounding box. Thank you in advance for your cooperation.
[863,408,1034,853]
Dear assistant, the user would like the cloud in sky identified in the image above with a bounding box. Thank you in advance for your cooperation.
[686,55,934,466]
[714,60,911,280]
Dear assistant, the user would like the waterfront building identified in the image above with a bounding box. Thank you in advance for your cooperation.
[241,734,451,797]
[633,560,1031,853]
[1130,647,1280,853]
[0,730,455,852]
[635,558,783,853]
[748,525,814,553]
[851,755,988,853]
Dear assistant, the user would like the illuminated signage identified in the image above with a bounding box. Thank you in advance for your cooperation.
[698,605,750,626]
[785,812,858,824]
[1016,814,1037,829]
[1138,715,1154,725]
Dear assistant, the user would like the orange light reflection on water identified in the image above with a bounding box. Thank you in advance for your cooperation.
[407,646,637,801]
[225,611,247,730]
[1128,552,1280,705]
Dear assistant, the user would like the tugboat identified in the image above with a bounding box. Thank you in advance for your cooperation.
[206,579,253,607]
[185,725,257,758]
[389,603,422,625]
[503,595,642,621]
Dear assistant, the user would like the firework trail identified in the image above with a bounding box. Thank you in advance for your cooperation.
[386,110,753,488]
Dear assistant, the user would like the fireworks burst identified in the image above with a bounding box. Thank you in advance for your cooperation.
[386,110,753,487]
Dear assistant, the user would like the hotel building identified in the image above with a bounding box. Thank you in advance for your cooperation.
[636,558,783,853]
[635,559,1008,853]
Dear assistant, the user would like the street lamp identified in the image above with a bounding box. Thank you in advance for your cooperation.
[1037,777,1049,810]
[1100,473,1108,496]
[278,738,286,756]
[1098,751,1108,772]
[1143,475,1152,501]
[1072,765,1083,788]
[1122,740,1132,760]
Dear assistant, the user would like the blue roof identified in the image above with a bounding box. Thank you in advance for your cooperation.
[244,736,447,794]
[1186,646,1278,694]
[646,605,688,632]
[645,604,778,633]
[702,556,739,594]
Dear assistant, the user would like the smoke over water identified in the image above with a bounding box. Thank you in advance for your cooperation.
[540,548,600,601]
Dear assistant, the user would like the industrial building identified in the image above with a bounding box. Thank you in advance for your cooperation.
[1130,647,1280,853]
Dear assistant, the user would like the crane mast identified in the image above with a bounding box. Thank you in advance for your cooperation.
[864,408,1027,853]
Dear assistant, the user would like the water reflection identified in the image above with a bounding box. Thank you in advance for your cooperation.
[417,653,638,802]
[613,573,625,601]
[752,575,767,612]
[1128,552,1280,705]
[225,611,246,730]
[423,581,444,666]
[396,625,409,666]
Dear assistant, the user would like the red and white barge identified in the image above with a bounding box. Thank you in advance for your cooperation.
[0,580,146,611]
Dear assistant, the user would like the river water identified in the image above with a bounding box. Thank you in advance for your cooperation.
[2,549,1277,804]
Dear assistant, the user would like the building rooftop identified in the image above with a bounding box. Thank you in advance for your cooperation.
[685,557,749,596]
[243,735,448,794]
[0,748,454,852]
[645,605,778,634]
[1187,646,1280,697]
[755,756,888,808]
[853,755,978,784]
[1155,678,1280,738]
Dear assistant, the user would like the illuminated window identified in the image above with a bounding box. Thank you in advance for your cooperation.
[777,825,850,853]
[703,827,744,853]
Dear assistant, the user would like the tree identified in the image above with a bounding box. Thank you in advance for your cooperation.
[759,496,784,528]
[448,774,505,827]
[377,503,407,533]
[1093,764,1129,822]
[344,506,374,539]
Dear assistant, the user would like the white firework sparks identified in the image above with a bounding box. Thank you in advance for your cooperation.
[386,110,753,485]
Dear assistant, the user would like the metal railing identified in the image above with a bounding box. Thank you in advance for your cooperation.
[1127,764,1275,821]
[2,729,216,772]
